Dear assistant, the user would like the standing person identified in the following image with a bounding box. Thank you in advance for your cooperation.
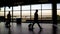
[5,11,11,27]
[31,10,42,30]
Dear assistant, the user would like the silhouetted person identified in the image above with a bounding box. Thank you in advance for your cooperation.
[31,10,42,30]
[5,11,11,27]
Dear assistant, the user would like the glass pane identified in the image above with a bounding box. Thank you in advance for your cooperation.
[57,10,60,20]
[6,7,12,11]
[0,7,4,16]
[57,4,60,34]
[38,10,41,20]
[57,4,60,9]
[31,10,35,20]
[13,6,20,10]
[13,11,20,22]
[42,10,52,20]
[31,4,41,10]
[13,11,20,18]
[22,5,30,10]
[42,4,52,9]
[0,12,4,16]
[1,7,4,11]
[22,11,30,23]
[0,11,4,22]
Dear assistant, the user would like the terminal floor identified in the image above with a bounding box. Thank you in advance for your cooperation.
[0,22,60,34]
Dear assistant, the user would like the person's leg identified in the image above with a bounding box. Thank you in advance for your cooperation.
[9,22,10,26]
[32,23,35,29]
[37,23,42,29]
[7,21,9,26]
[5,22,8,26]
[8,20,10,26]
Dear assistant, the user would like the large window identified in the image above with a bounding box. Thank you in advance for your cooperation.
[5,7,12,19]
[13,6,20,10]
[42,4,52,9]
[22,5,30,10]
[13,6,20,22]
[42,4,52,20]
[31,4,41,20]
[31,4,52,20]
[0,4,52,23]
[13,6,20,18]
[22,11,30,22]
[42,10,52,20]
[31,4,41,10]
[57,4,60,20]
[22,5,30,22]
[22,4,52,23]
[0,7,4,16]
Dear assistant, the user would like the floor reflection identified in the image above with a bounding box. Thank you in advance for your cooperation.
[38,29,43,34]
[5,25,11,34]
[28,29,43,34]
[53,24,57,34]
[8,27,11,34]
[0,23,55,34]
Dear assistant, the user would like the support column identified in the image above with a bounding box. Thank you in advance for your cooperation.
[30,4,31,23]
[41,4,42,22]
[12,6,13,23]
[20,5,22,24]
[4,7,6,22]
[52,0,57,34]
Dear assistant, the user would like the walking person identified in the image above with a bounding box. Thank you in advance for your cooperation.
[5,11,11,27]
[31,10,42,30]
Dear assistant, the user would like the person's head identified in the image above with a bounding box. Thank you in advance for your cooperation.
[9,11,10,14]
[36,10,38,13]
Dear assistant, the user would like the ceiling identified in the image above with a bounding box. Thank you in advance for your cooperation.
[0,0,60,7]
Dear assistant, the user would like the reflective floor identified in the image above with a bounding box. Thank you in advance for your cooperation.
[0,22,60,34]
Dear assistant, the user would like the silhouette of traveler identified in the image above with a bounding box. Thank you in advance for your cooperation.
[5,11,11,27]
[32,10,42,30]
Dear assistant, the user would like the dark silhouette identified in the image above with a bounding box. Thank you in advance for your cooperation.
[5,11,11,27]
[16,18,21,24]
[8,27,11,34]
[53,24,57,34]
[31,10,42,31]
[5,25,11,34]
[28,23,32,30]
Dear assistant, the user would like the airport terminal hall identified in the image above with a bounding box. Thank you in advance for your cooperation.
[0,0,60,34]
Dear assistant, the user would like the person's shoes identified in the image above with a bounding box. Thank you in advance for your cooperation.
[40,27,43,30]
[29,27,34,31]
[29,28,33,31]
